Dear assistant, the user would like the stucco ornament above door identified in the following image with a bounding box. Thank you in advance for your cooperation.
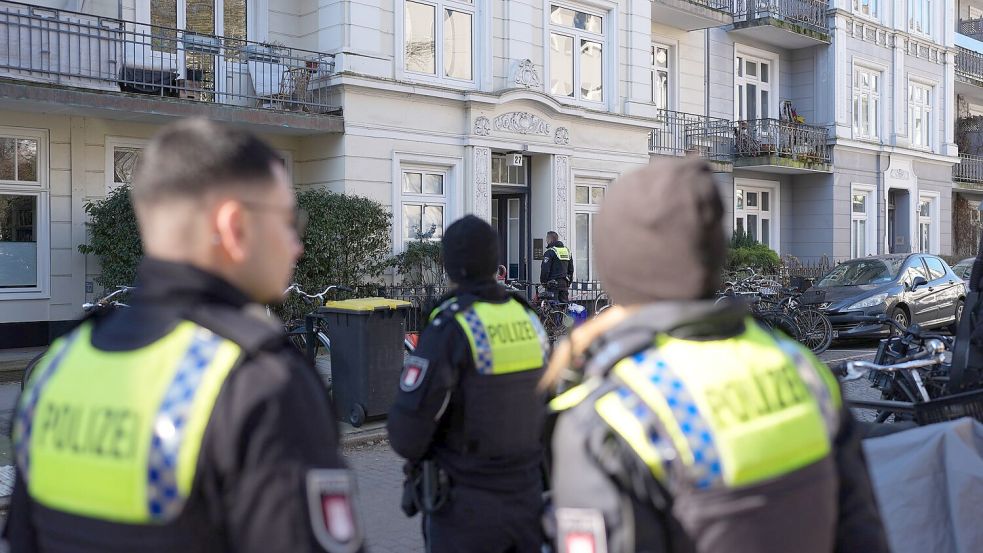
[554,127,570,145]
[493,112,551,136]
[511,59,542,89]
[473,116,491,136]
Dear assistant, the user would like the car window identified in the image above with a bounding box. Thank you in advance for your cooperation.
[924,257,947,281]
[815,258,903,287]
[955,260,974,280]
[904,258,929,283]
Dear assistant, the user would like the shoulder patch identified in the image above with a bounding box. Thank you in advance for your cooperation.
[400,356,430,392]
[306,469,363,553]
[555,507,608,553]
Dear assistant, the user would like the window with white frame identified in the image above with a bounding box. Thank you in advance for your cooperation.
[573,180,606,281]
[106,138,146,193]
[651,43,671,111]
[0,129,47,295]
[918,195,937,253]
[548,3,605,103]
[908,82,932,149]
[851,187,875,258]
[853,0,878,19]
[735,54,772,120]
[909,0,932,36]
[400,167,448,242]
[403,0,475,83]
[853,66,881,140]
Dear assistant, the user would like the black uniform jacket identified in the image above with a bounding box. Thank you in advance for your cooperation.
[387,280,544,492]
[540,241,574,285]
[3,259,352,553]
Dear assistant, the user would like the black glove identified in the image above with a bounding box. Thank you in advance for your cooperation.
[400,462,421,517]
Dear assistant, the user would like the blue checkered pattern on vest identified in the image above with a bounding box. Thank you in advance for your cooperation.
[146,327,223,522]
[631,350,724,490]
[14,333,79,481]
[462,308,494,375]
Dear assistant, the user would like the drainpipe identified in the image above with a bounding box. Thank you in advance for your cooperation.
[705,29,710,118]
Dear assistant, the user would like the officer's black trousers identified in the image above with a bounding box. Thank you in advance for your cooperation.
[423,483,543,553]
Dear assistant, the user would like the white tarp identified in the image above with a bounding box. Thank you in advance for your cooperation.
[863,418,983,553]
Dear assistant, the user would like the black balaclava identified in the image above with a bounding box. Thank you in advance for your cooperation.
[442,215,500,285]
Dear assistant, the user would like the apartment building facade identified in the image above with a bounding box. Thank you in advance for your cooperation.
[0,0,962,345]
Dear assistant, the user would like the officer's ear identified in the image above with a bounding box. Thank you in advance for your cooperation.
[213,199,249,263]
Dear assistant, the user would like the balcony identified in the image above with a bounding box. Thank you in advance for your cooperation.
[729,0,830,49]
[733,118,831,173]
[651,0,732,31]
[954,154,983,191]
[649,109,733,171]
[959,18,983,42]
[957,45,983,96]
[0,1,341,132]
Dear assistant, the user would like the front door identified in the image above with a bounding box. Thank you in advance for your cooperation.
[492,195,528,280]
[735,184,776,251]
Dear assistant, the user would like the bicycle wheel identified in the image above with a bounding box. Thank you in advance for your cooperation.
[20,351,46,391]
[288,326,332,392]
[757,312,801,341]
[794,308,833,355]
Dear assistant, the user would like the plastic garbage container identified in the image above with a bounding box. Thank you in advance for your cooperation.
[317,298,411,427]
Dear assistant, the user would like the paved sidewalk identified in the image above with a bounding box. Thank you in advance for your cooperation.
[345,440,424,553]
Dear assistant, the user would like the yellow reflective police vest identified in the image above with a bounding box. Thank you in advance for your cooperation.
[552,320,841,490]
[14,320,242,524]
[548,246,571,261]
[454,298,547,374]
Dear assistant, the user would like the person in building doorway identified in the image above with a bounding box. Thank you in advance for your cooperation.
[542,158,890,553]
[540,231,574,303]
[4,119,362,553]
[388,215,550,553]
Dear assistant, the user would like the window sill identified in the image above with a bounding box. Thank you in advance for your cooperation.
[0,289,50,301]
[399,72,478,91]
[550,94,608,112]
[852,12,880,24]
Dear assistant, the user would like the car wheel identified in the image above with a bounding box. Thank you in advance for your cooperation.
[890,307,909,336]
[949,299,965,334]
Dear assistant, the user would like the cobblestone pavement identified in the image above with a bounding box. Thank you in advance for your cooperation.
[345,440,425,553]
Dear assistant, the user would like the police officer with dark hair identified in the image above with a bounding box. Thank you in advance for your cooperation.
[540,231,574,303]
[388,215,549,553]
[5,119,362,553]
[543,159,889,553]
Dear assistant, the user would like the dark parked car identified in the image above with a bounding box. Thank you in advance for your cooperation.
[952,257,974,282]
[808,254,966,339]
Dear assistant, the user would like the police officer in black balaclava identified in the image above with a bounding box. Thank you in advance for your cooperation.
[388,215,550,553]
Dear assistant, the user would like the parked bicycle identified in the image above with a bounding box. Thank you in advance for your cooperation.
[716,267,833,354]
[21,285,135,390]
[272,283,352,392]
[835,314,960,424]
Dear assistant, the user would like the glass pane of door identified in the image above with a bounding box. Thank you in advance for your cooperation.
[747,214,758,242]
[508,198,520,278]
[575,213,589,280]
[761,218,770,248]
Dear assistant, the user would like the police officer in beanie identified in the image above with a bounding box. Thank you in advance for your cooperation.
[388,215,550,553]
[4,119,361,553]
[540,231,574,303]
[543,158,889,553]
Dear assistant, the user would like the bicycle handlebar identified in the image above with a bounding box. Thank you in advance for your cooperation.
[283,284,354,303]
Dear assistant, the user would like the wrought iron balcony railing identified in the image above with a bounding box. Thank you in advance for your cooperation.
[957,46,983,86]
[668,0,732,11]
[649,109,734,162]
[732,0,829,34]
[0,1,337,113]
[959,18,983,41]
[734,118,830,164]
[955,154,983,185]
